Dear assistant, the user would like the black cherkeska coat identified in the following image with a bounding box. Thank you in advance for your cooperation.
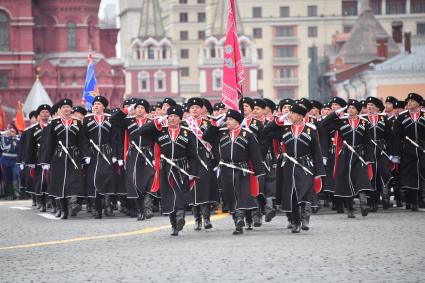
[138,121,198,215]
[39,117,87,198]
[264,119,325,212]
[392,109,425,190]
[203,125,265,213]
[182,117,219,206]
[321,112,374,197]
[110,110,155,198]
[83,113,119,197]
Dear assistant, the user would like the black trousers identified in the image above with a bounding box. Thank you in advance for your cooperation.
[291,192,301,224]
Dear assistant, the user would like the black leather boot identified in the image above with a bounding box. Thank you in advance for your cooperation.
[32,195,37,207]
[359,193,369,217]
[201,204,212,229]
[60,198,68,219]
[245,210,253,230]
[192,206,202,231]
[143,194,154,219]
[170,213,178,236]
[39,195,46,212]
[291,221,301,233]
[252,208,262,227]
[176,209,185,231]
[233,210,245,235]
[301,203,311,231]
[137,209,145,221]
[104,195,115,217]
[264,198,276,222]
[55,199,62,218]
[286,213,293,229]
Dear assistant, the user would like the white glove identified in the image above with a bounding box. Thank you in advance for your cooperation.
[323,157,328,166]
[84,157,91,165]
[157,115,168,124]
[19,164,24,170]
[127,103,136,113]
[112,157,117,164]
[42,164,50,171]
[118,160,124,166]
[278,113,290,123]
[217,114,226,127]
[28,164,35,169]
[189,175,196,182]
[335,106,347,115]
[389,155,400,164]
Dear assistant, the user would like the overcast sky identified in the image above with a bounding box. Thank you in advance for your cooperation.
[99,0,119,18]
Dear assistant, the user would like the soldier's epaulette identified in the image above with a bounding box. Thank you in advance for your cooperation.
[219,127,228,131]
[359,114,368,117]
[359,116,368,122]
[85,113,94,118]
[242,127,253,134]
[399,110,408,115]
[24,124,36,131]
[52,116,61,121]
[126,115,135,119]
[180,126,190,131]
[104,113,111,117]
[306,122,317,130]
[308,115,317,120]
[378,112,387,116]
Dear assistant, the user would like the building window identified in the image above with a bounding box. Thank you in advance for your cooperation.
[257,48,263,59]
[181,67,190,77]
[280,6,290,17]
[307,5,318,17]
[155,71,166,92]
[276,26,294,37]
[308,26,318,38]
[180,13,188,23]
[212,69,222,91]
[343,25,353,33]
[180,49,189,59]
[253,28,262,38]
[308,46,318,59]
[418,23,425,35]
[0,11,9,51]
[0,73,8,88]
[342,1,357,16]
[276,47,295,57]
[252,7,262,18]
[198,30,206,40]
[198,0,206,3]
[277,88,295,99]
[72,73,77,86]
[162,46,168,59]
[412,0,425,13]
[370,0,382,14]
[198,12,206,23]
[386,0,406,14]
[257,69,263,80]
[138,71,150,92]
[179,0,187,3]
[277,67,294,78]
[258,89,264,96]
[147,45,155,59]
[180,31,189,40]
[67,22,77,51]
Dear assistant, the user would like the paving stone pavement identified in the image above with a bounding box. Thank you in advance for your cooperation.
[0,200,424,282]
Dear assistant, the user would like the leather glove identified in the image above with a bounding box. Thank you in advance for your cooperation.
[84,157,91,165]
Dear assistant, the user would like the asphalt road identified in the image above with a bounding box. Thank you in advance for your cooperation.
[0,200,424,282]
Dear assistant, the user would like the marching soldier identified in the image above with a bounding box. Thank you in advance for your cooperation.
[22,104,51,211]
[110,99,156,221]
[138,106,199,236]
[39,99,87,219]
[203,109,265,235]
[82,96,119,219]
[0,124,21,200]
[321,99,374,218]
[264,104,325,232]
[392,93,425,210]
[363,97,394,210]
[184,97,219,231]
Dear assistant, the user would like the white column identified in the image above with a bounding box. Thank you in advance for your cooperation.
[249,69,258,92]
[382,0,386,15]
[171,71,179,94]
[199,70,206,93]
[406,0,411,14]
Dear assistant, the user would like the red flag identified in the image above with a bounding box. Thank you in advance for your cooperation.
[222,0,245,111]
[0,105,4,130]
[15,101,25,132]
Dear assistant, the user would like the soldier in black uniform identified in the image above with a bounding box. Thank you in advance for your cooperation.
[321,99,374,218]
[82,96,119,219]
[22,104,51,212]
[392,93,425,210]
[264,104,325,232]
[39,99,87,219]
[139,106,199,236]
[203,109,265,235]
[184,97,219,231]
[110,99,156,221]
[363,97,394,210]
